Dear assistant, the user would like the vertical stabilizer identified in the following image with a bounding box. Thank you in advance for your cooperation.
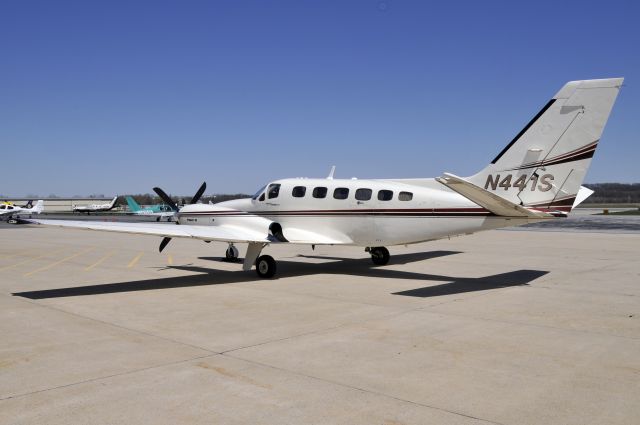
[108,196,118,210]
[467,78,623,212]
[33,200,44,214]
[125,196,141,212]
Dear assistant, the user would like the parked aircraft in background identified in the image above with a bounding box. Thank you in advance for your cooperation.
[72,196,118,214]
[2,200,33,208]
[1,200,44,223]
[125,196,174,221]
[29,78,623,278]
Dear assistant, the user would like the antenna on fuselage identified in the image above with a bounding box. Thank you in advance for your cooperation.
[326,165,336,180]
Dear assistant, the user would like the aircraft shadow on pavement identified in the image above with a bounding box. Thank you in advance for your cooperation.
[12,250,547,299]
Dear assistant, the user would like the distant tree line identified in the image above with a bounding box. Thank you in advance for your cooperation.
[584,183,640,204]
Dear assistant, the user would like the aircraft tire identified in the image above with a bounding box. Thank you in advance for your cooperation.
[255,255,277,278]
[225,245,239,260]
[370,247,390,265]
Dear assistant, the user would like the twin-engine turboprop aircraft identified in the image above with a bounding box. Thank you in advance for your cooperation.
[29,78,623,277]
[72,196,118,214]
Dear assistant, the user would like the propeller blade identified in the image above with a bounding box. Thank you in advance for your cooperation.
[159,237,172,252]
[153,187,179,211]
[190,182,207,204]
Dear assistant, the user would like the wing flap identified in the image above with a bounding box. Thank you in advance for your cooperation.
[436,173,551,218]
[27,219,271,243]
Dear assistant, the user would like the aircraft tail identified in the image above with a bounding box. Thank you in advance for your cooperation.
[125,196,141,212]
[466,78,623,213]
[33,200,44,214]
[109,196,118,209]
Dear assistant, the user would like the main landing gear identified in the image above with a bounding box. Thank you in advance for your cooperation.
[224,243,275,277]
[367,246,390,265]
[234,243,390,279]
[255,255,277,278]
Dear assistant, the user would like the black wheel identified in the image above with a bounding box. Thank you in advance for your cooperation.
[370,247,390,265]
[156,217,161,222]
[255,255,277,278]
[225,245,239,261]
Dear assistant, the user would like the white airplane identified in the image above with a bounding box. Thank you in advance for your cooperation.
[72,196,118,214]
[29,78,622,278]
[1,200,44,223]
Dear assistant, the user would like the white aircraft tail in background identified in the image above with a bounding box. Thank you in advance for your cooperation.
[28,78,624,277]
[1,200,44,223]
[32,200,44,214]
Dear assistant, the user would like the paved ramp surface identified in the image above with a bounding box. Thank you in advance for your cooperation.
[0,225,639,425]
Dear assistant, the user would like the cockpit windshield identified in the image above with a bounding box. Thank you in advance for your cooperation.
[251,185,267,200]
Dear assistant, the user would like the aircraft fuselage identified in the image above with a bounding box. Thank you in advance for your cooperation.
[177,178,549,247]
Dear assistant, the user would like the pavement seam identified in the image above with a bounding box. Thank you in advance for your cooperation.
[417,305,640,341]
[0,353,218,402]
[220,302,447,355]
[9,295,219,354]
[222,352,507,425]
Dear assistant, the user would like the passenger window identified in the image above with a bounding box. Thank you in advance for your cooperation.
[267,184,281,199]
[292,186,306,198]
[399,191,413,201]
[355,188,372,201]
[259,193,265,201]
[333,187,349,200]
[378,190,393,201]
[312,187,327,199]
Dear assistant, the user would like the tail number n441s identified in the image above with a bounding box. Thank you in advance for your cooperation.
[485,174,554,192]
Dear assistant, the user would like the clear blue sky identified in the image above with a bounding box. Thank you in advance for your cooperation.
[1,0,638,197]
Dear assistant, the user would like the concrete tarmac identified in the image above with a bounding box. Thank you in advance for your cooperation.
[0,223,638,424]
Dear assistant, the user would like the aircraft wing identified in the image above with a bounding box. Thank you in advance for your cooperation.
[25,219,350,245]
[26,219,272,243]
[436,173,552,218]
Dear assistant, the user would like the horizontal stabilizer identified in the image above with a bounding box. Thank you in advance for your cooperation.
[436,173,552,218]
[572,186,594,208]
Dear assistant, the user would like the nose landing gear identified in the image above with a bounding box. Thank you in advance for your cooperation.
[225,244,240,261]
[367,246,390,265]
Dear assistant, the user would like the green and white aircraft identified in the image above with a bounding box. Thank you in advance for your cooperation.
[125,196,175,221]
